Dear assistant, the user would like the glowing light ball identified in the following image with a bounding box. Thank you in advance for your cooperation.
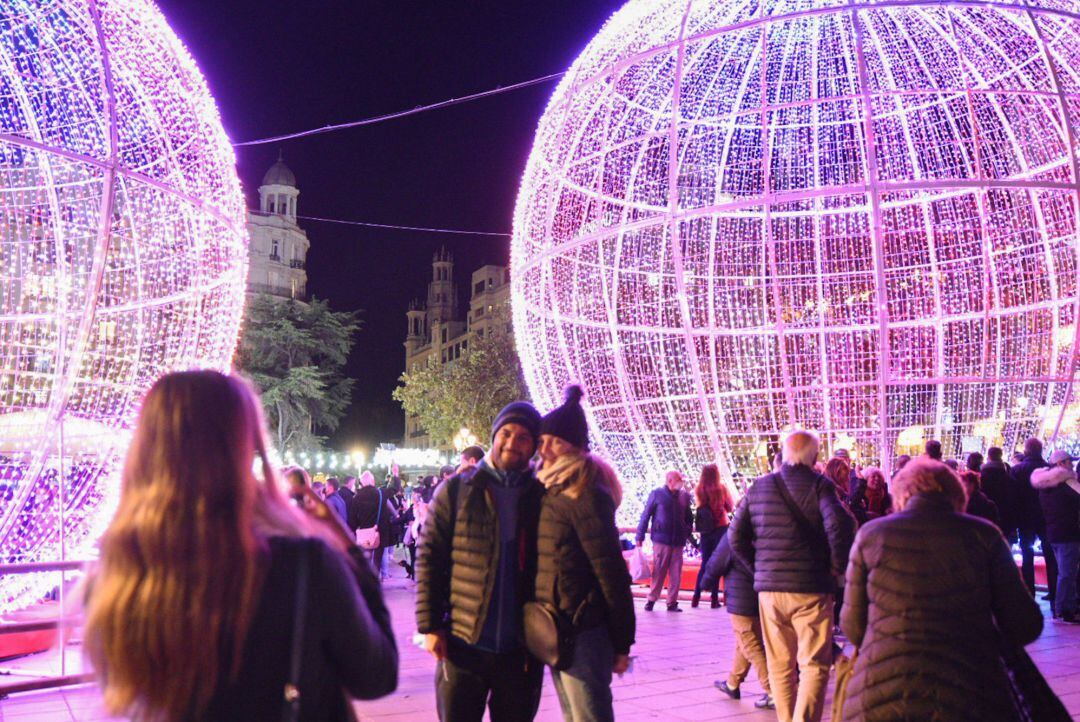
[0,0,247,609]
[511,0,1080,518]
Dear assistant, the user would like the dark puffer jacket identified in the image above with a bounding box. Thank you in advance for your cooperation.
[840,495,1043,722]
[1033,465,1080,544]
[1011,454,1048,532]
[700,532,756,617]
[536,482,636,655]
[635,486,693,547]
[728,464,856,593]
[415,466,544,645]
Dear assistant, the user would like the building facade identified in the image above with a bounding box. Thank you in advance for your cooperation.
[403,251,511,448]
[246,155,309,300]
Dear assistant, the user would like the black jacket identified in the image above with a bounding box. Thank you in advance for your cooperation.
[700,532,757,617]
[728,464,856,594]
[636,486,693,547]
[348,486,395,542]
[415,465,544,645]
[966,489,1003,532]
[202,537,397,721]
[840,496,1042,722]
[1033,466,1080,544]
[980,461,1018,536]
[536,483,636,654]
[1011,454,1048,532]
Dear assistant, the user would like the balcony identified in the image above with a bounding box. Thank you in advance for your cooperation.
[269,253,281,262]
[289,259,304,269]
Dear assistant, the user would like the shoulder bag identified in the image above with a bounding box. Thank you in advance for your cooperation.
[356,488,383,550]
[1002,643,1072,722]
[524,596,575,670]
[771,472,831,566]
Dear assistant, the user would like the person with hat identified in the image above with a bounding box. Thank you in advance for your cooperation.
[1032,449,1080,623]
[534,386,635,722]
[415,400,546,721]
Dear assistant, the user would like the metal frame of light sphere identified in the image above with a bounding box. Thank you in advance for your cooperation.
[511,0,1080,520]
[0,0,247,610]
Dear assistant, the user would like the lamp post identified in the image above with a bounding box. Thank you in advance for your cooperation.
[453,427,477,454]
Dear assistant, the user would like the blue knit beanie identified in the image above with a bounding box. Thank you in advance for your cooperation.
[491,400,541,442]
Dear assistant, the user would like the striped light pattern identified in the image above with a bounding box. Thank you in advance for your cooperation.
[511,0,1080,521]
[0,0,247,610]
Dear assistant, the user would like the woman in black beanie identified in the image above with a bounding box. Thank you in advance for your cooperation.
[534,386,636,722]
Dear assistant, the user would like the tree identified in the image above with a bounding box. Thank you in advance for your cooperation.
[394,329,529,448]
[236,295,360,452]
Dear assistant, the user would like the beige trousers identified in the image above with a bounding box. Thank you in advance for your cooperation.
[758,591,834,722]
[727,613,771,695]
[647,542,683,605]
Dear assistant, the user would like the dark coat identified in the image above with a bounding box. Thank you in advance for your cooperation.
[348,486,395,542]
[980,461,1018,537]
[1032,466,1080,544]
[728,464,856,594]
[1012,454,1048,532]
[700,532,756,617]
[536,483,636,654]
[325,491,348,522]
[840,496,1043,722]
[415,466,544,645]
[635,486,693,547]
[201,537,397,721]
[966,488,1003,532]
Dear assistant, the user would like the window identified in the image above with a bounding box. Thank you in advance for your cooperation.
[441,328,448,343]
[271,239,280,259]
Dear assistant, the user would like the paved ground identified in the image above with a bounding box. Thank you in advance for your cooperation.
[2,571,1080,721]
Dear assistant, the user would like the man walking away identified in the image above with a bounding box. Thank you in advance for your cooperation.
[636,470,693,612]
[980,447,1017,543]
[1032,450,1080,623]
[325,476,348,522]
[1013,438,1058,608]
[416,401,545,722]
[729,429,856,722]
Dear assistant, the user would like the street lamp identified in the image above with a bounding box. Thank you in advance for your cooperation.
[453,427,478,454]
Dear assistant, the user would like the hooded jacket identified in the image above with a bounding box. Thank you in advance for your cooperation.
[1032,465,1080,544]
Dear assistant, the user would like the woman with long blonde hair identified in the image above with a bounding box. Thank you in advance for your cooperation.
[83,371,397,721]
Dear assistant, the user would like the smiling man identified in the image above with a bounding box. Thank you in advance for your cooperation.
[416,400,545,722]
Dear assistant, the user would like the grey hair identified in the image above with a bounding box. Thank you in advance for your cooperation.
[782,430,821,467]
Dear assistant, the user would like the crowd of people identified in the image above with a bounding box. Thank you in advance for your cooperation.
[77,369,1076,722]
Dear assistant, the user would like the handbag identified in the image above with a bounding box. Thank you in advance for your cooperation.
[1002,644,1072,722]
[830,648,858,721]
[356,488,383,550]
[523,600,575,670]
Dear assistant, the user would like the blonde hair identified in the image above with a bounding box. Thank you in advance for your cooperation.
[782,429,820,467]
[83,371,313,721]
[891,458,967,512]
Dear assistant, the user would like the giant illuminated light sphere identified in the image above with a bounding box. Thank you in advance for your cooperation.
[0,0,247,609]
[512,0,1080,518]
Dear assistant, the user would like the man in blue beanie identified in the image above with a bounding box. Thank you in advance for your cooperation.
[416,399,545,721]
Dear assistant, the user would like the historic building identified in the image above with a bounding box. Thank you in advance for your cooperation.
[403,250,511,448]
[246,154,309,300]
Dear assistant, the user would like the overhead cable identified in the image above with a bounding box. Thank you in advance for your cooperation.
[234,71,565,147]
[296,214,511,237]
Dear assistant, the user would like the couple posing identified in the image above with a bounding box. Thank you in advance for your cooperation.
[416,386,636,722]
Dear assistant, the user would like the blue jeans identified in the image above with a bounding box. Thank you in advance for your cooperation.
[1052,542,1080,618]
[551,625,615,722]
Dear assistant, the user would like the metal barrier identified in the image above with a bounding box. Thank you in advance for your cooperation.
[0,560,92,699]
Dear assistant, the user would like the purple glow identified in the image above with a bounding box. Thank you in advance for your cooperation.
[0,0,247,610]
[511,0,1080,521]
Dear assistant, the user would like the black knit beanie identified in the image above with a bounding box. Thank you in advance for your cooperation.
[540,385,589,450]
[491,400,541,443]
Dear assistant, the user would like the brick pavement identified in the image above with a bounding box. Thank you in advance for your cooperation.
[2,573,1080,721]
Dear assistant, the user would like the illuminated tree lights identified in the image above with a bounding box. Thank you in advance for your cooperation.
[511,0,1080,521]
[0,1,247,610]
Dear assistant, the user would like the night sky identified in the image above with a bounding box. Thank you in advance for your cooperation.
[153,0,622,451]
